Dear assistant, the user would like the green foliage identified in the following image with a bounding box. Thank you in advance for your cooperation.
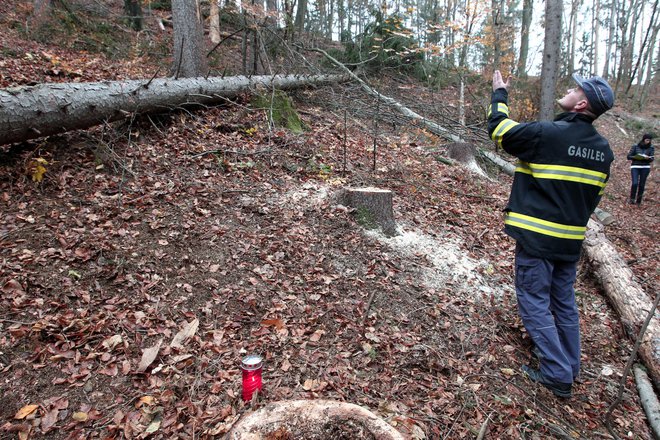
[332,12,423,74]
[29,6,128,59]
[623,118,656,136]
[251,91,306,134]
[149,0,172,10]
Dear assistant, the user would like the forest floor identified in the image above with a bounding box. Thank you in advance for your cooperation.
[0,1,659,439]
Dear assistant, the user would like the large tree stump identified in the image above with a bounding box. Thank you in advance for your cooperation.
[340,187,397,237]
[226,400,404,439]
[583,219,660,389]
[446,142,487,177]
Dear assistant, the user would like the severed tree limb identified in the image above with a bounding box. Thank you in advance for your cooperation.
[604,290,660,439]
[585,220,660,391]
[633,364,660,439]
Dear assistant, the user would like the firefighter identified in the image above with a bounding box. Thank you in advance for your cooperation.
[488,71,615,398]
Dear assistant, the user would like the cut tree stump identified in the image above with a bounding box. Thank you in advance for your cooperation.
[226,399,404,439]
[340,187,397,237]
[446,142,488,178]
[584,219,660,389]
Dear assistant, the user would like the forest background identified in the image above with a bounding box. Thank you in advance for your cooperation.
[0,0,659,439]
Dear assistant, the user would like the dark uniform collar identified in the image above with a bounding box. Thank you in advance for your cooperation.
[554,112,595,123]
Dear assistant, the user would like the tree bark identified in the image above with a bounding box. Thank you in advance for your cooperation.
[171,0,207,78]
[210,0,221,43]
[0,74,348,146]
[538,0,562,120]
[517,0,533,77]
[583,219,660,390]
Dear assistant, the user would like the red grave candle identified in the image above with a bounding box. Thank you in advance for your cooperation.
[241,354,263,401]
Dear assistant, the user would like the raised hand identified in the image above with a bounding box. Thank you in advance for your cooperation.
[493,70,511,92]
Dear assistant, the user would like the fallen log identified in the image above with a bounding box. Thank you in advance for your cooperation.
[0,74,348,146]
[584,219,660,389]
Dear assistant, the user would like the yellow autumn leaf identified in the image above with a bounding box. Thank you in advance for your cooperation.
[139,396,156,406]
[27,157,49,182]
[500,368,516,376]
[72,412,88,422]
[15,404,39,419]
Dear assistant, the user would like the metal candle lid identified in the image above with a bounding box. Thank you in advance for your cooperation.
[241,354,263,371]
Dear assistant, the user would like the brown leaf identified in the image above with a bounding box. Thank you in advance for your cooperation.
[261,318,285,330]
[14,405,38,420]
[41,408,59,432]
[137,339,162,373]
[101,335,123,351]
[309,330,324,342]
[2,279,24,295]
[170,318,199,349]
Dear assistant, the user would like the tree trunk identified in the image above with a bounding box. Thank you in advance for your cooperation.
[210,0,220,43]
[0,74,348,146]
[340,188,397,237]
[294,0,307,36]
[517,0,533,77]
[538,0,562,120]
[592,0,600,75]
[583,219,660,390]
[602,0,617,78]
[31,0,54,31]
[124,0,143,31]
[171,0,208,78]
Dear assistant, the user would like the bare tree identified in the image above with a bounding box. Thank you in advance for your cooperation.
[171,0,208,78]
[538,0,563,120]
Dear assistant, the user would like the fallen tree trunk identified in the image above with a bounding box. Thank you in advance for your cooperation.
[584,219,660,389]
[0,74,348,146]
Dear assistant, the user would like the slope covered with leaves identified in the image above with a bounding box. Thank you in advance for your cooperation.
[1,2,658,439]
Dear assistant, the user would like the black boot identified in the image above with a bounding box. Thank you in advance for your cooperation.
[522,365,572,398]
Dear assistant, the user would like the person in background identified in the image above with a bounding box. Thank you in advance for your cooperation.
[626,133,654,205]
[488,71,614,398]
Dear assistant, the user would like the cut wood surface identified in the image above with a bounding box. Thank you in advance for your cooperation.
[0,74,348,146]
[340,187,397,237]
[584,219,660,389]
[226,399,404,439]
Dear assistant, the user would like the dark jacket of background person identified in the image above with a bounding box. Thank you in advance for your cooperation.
[627,136,655,167]
[488,88,614,262]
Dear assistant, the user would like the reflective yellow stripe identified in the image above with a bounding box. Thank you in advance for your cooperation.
[505,212,586,240]
[487,103,510,118]
[515,161,608,188]
[491,119,519,147]
[498,103,509,116]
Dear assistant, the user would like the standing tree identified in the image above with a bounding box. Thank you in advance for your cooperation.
[295,0,308,36]
[124,0,143,31]
[517,0,533,77]
[171,0,208,78]
[538,0,563,120]
[210,0,221,43]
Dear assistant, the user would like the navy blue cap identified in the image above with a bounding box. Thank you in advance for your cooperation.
[572,74,614,116]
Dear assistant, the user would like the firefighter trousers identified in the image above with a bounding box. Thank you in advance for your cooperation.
[514,243,579,384]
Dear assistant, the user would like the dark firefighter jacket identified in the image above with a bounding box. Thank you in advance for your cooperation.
[488,88,614,262]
